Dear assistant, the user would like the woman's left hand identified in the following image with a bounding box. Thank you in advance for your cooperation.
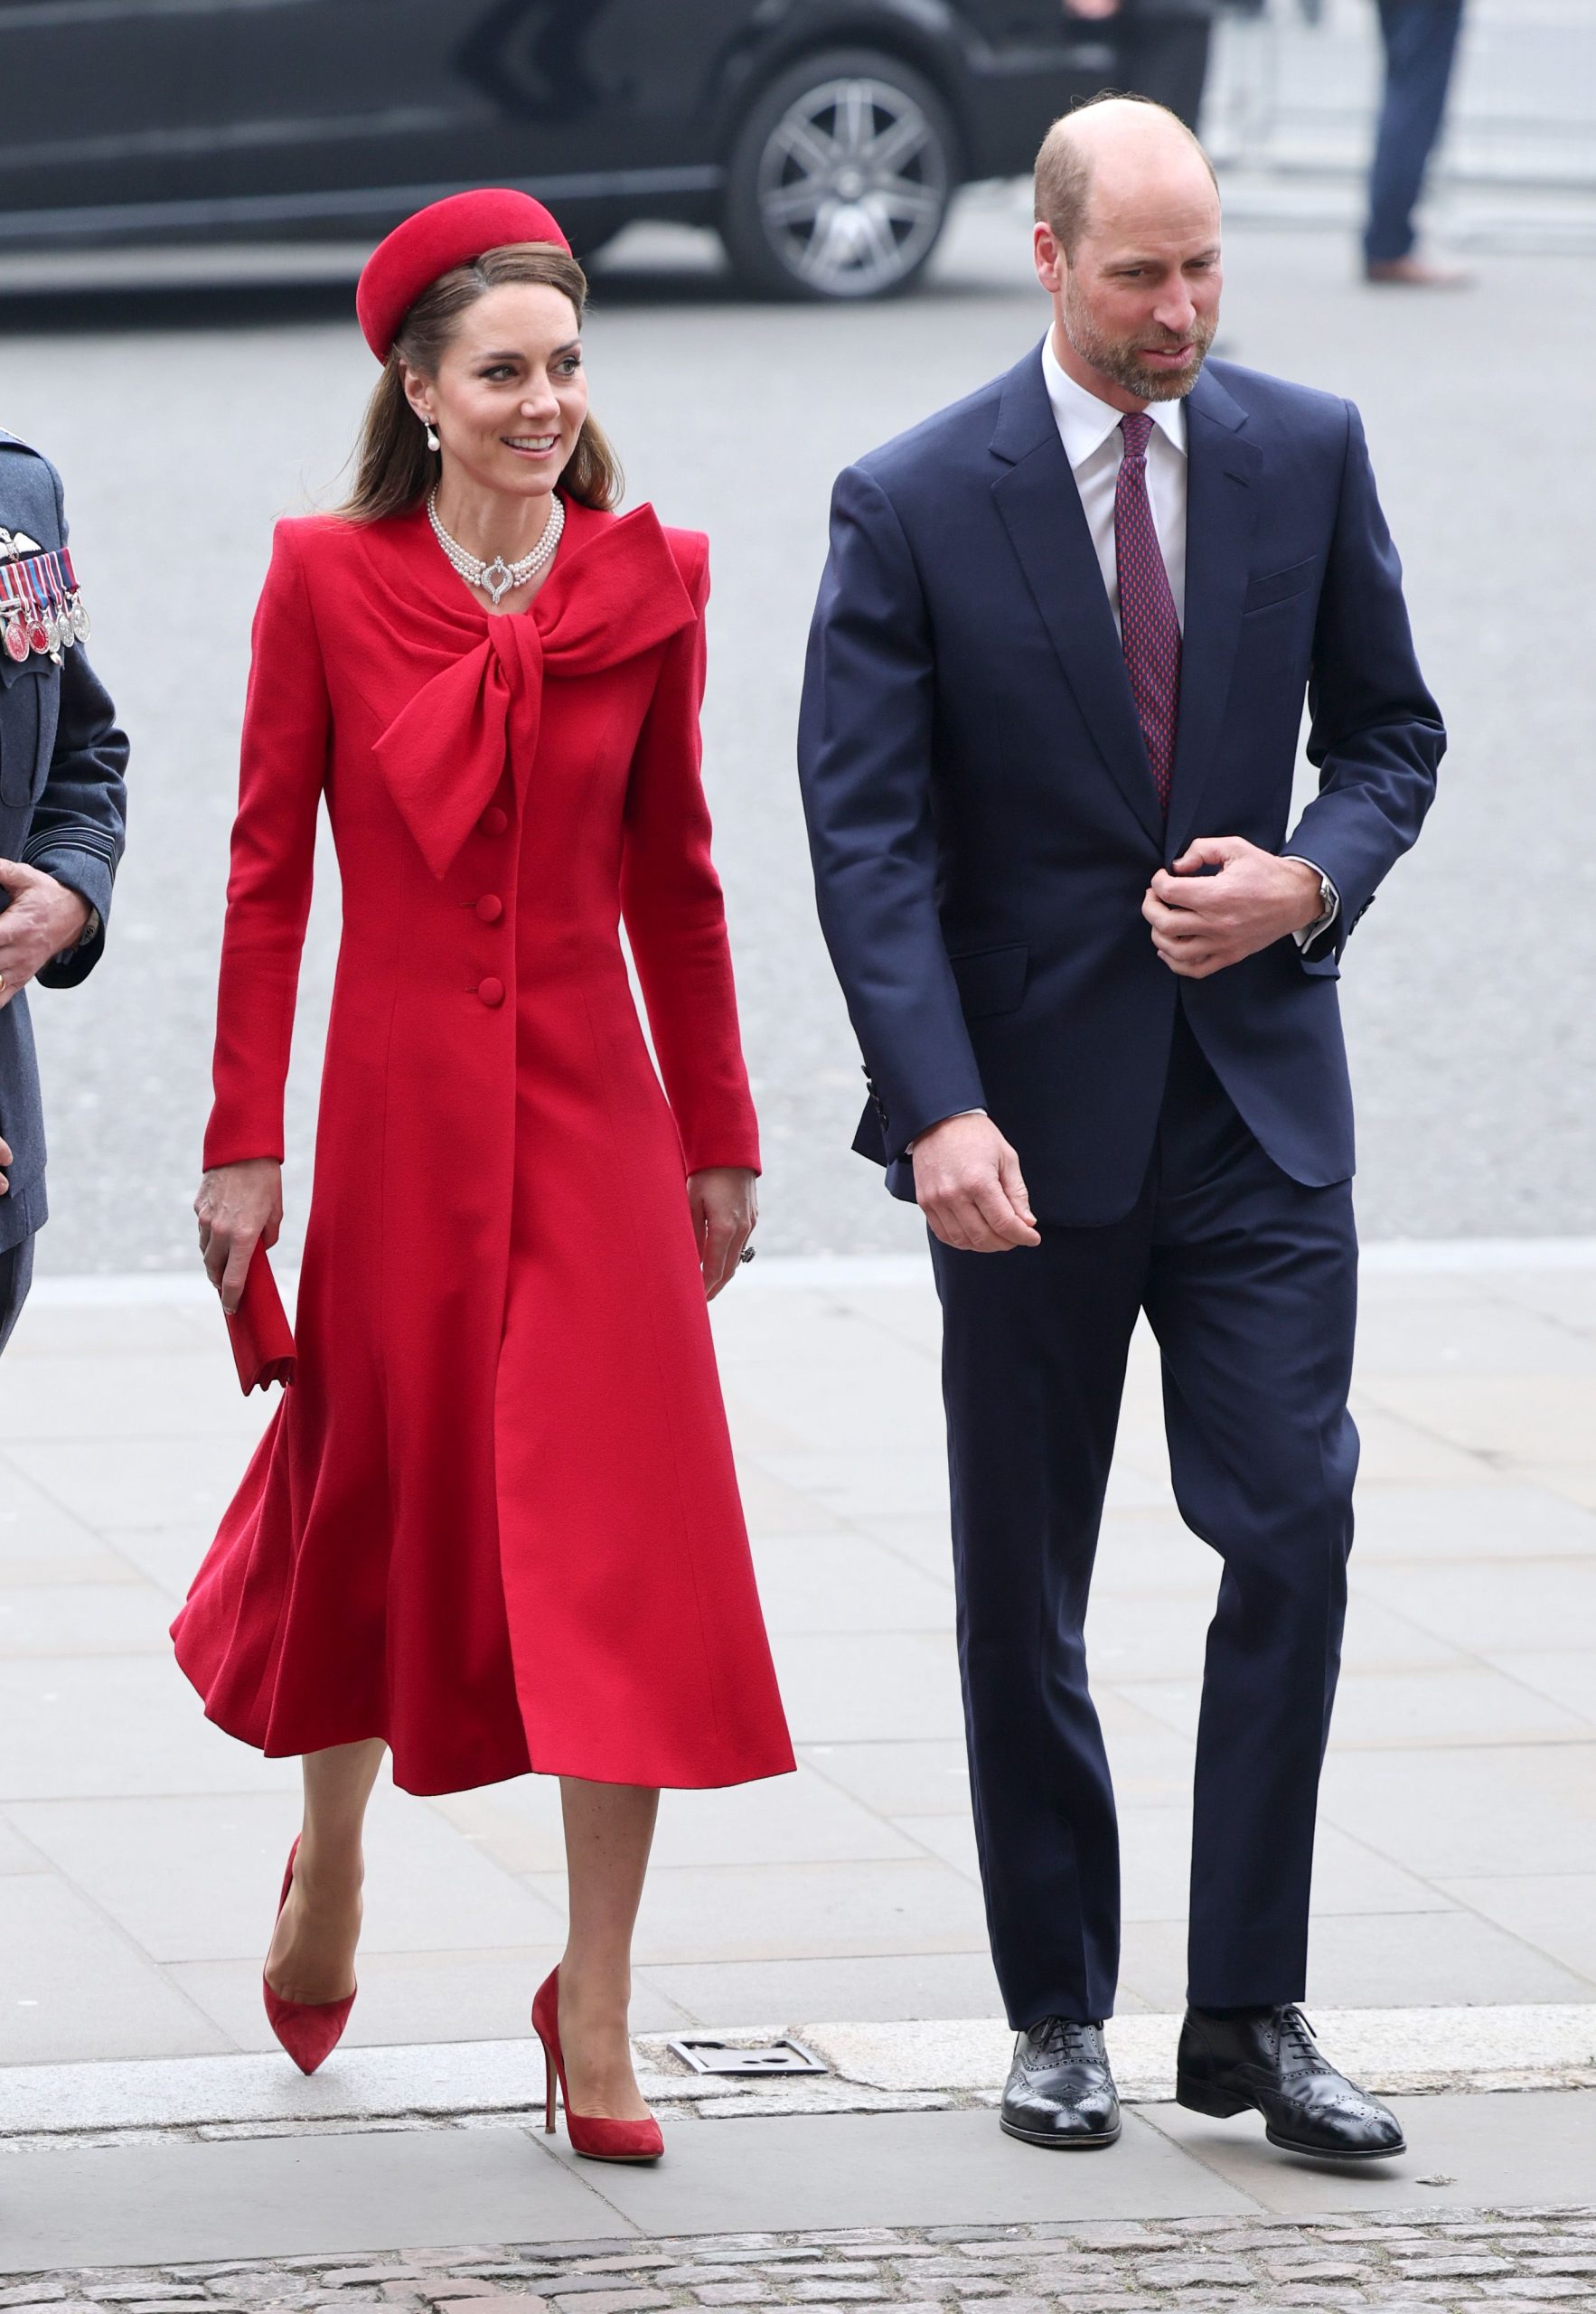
[687,1167,757,1301]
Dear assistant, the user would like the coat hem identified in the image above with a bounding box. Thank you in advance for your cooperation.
[180,1658,795,1798]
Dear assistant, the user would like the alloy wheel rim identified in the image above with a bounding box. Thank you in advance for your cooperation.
[756,76,948,296]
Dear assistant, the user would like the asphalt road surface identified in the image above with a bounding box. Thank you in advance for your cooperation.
[5,192,1593,1273]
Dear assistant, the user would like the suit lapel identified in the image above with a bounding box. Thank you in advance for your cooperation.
[1165,368,1260,857]
[990,346,1165,850]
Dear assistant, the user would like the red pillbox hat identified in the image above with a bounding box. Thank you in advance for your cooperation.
[356,187,572,359]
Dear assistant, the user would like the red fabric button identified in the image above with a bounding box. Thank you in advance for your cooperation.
[479,806,509,837]
[476,977,505,1009]
[475,894,504,925]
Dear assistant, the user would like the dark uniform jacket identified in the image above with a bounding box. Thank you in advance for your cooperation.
[0,430,128,1255]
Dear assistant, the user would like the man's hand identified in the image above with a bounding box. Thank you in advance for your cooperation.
[1142,839,1324,980]
[688,1166,758,1302]
[0,1133,11,1199]
[914,1114,1040,1254]
[0,859,91,1008]
[195,1158,283,1314]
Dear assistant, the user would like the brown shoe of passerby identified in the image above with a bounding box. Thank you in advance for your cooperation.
[1364,254,1473,288]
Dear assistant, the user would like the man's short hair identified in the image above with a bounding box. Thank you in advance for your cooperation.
[1034,93,1218,259]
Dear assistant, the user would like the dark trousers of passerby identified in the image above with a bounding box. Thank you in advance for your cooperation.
[1117,14,1215,133]
[0,1232,34,1355]
[1366,0,1467,262]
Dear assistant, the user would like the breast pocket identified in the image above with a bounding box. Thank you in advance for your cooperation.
[0,659,51,809]
[951,944,1029,1020]
[1243,557,1318,616]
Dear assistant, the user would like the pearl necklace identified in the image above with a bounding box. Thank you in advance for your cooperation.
[427,488,565,606]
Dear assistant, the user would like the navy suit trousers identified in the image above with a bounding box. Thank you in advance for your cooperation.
[1366,0,1467,262]
[0,1229,34,1356]
[930,1010,1358,2028]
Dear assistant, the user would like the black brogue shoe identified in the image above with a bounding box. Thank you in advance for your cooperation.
[1176,2004,1406,2159]
[1000,2017,1122,2149]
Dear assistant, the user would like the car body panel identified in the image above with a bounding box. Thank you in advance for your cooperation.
[0,0,1110,249]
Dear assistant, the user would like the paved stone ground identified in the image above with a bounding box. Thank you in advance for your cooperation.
[10,2207,1596,2314]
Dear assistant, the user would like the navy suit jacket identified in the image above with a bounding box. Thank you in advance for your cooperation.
[797,344,1444,1225]
[0,432,129,1254]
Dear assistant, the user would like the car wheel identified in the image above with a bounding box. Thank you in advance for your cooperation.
[723,48,958,300]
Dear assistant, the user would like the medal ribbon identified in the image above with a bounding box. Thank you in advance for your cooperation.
[0,544,84,660]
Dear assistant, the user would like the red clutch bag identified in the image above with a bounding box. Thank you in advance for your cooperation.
[225,1244,297,1395]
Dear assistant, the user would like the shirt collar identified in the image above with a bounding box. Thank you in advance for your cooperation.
[1041,331,1188,470]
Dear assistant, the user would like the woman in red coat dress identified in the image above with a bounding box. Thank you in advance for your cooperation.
[177,190,793,2159]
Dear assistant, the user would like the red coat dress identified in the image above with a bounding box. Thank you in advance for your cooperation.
[172,495,794,1798]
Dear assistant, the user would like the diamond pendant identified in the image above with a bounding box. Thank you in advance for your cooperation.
[482,556,516,606]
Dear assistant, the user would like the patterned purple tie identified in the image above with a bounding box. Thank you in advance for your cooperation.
[1114,411,1181,816]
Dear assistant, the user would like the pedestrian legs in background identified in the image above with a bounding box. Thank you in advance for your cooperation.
[1365,0,1473,284]
[0,1229,34,1356]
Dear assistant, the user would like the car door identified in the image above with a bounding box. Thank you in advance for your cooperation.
[0,0,282,241]
[0,0,734,247]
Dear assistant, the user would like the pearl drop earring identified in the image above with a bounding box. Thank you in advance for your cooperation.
[424,418,440,453]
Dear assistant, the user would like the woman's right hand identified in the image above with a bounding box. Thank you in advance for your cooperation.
[195,1158,284,1314]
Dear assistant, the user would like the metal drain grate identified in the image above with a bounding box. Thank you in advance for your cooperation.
[667,2036,829,2077]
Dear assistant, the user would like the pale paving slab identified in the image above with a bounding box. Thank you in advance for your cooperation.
[5,1784,568,1963]
[4,2006,1594,2141]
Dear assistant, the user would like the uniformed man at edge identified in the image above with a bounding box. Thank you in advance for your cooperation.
[0,428,129,1352]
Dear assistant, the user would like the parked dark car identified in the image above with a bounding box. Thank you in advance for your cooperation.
[0,0,1117,298]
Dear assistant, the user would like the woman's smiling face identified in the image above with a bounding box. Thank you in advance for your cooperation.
[405,282,588,503]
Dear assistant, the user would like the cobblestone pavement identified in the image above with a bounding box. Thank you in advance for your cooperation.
[10,2208,1596,2314]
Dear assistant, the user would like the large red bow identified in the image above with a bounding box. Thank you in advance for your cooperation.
[370,507,698,880]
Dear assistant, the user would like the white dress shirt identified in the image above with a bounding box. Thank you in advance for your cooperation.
[1042,329,1338,954]
[1042,330,1188,635]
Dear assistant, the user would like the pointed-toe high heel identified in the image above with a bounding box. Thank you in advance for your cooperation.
[262,1836,358,2075]
[531,1967,663,2163]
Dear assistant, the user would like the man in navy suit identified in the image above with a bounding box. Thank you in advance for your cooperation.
[798,97,1441,2161]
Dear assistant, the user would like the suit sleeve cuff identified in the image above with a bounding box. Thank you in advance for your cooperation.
[906,1107,987,1155]
[1283,856,1339,953]
[26,841,115,988]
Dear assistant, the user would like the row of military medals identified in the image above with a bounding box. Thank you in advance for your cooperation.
[0,529,89,664]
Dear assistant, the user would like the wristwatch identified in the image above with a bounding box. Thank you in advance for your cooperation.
[1305,869,1337,934]
[1284,857,1338,937]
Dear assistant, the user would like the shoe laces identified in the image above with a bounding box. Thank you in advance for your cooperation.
[1277,2005,1334,2075]
[1026,2016,1103,2063]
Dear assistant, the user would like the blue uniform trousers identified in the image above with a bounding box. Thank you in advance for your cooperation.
[930,1009,1358,2029]
[1366,0,1468,262]
[0,1229,34,1355]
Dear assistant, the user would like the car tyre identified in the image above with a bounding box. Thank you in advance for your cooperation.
[723,47,959,300]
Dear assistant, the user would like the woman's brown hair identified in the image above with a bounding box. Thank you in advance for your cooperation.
[338,241,623,524]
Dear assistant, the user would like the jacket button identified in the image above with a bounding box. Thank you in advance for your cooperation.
[475,894,503,924]
[479,805,509,837]
[476,976,505,1009]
